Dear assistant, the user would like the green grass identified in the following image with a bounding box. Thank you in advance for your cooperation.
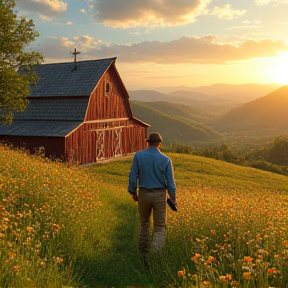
[1,144,288,287]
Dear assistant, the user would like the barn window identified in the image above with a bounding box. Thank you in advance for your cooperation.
[105,82,110,95]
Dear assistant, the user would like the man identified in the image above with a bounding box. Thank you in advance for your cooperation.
[128,132,176,257]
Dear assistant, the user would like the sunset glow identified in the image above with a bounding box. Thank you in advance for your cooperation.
[15,0,288,89]
[267,53,288,85]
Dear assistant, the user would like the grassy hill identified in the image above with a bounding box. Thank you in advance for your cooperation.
[1,144,288,287]
[212,85,288,131]
[130,100,221,146]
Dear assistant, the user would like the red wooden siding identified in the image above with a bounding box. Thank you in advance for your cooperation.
[85,64,132,121]
[0,136,65,159]
[65,119,147,165]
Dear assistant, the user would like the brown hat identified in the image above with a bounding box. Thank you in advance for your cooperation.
[146,132,163,143]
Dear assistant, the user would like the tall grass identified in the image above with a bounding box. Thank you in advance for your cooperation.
[1,143,288,287]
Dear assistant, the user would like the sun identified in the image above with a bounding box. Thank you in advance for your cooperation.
[267,52,288,85]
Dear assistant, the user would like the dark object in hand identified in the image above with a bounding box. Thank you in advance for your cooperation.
[167,198,177,212]
[132,194,138,202]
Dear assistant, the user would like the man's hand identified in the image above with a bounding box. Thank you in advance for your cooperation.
[131,194,138,202]
[167,198,177,212]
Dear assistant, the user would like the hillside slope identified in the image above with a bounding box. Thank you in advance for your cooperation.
[1,144,288,288]
[130,101,221,145]
[212,85,288,131]
[87,153,288,192]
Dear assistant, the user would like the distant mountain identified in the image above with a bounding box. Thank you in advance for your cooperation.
[212,85,288,131]
[128,90,174,102]
[129,89,239,115]
[168,90,214,101]
[130,101,221,145]
[153,83,281,103]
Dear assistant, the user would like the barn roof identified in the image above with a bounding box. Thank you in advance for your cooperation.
[28,57,116,97]
[14,98,89,121]
[0,57,149,138]
[0,121,82,137]
[0,58,117,137]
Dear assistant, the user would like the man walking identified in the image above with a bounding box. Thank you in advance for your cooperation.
[128,132,176,257]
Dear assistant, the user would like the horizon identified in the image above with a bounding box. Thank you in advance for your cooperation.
[15,0,288,90]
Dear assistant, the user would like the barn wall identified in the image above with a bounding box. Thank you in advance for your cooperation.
[66,119,147,165]
[0,136,65,160]
[85,65,132,121]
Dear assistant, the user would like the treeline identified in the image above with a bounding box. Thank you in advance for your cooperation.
[163,135,288,176]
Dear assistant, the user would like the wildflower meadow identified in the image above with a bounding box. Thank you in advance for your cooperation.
[1,143,288,288]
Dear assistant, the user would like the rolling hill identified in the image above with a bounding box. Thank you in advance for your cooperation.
[129,89,239,114]
[129,83,280,115]
[153,83,281,102]
[130,101,221,146]
[212,85,288,131]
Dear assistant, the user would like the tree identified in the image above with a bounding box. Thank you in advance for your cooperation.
[0,0,43,123]
[266,135,288,165]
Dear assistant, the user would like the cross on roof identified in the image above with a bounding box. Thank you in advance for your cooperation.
[72,48,81,70]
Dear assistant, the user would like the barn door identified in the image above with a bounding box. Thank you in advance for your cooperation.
[95,130,105,160]
[113,128,123,157]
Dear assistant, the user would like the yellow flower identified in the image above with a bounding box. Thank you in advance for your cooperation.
[202,280,211,286]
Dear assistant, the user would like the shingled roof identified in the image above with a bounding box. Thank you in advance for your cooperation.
[0,121,82,137]
[0,57,117,137]
[28,57,116,97]
[14,98,89,121]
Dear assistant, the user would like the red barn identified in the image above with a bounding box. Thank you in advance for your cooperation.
[0,57,150,165]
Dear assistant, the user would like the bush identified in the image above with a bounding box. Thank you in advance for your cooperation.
[249,160,287,175]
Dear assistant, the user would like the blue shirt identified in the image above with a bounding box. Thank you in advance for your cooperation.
[128,147,176,200]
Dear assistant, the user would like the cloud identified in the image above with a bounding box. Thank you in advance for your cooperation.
[84,0,210,28]
[255,0,288,5]
[16,0,68,16]
[210,4,246,20]
[38,35,288,65]
[39,14,53,22]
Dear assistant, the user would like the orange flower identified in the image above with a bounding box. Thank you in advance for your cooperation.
[210,229,216,235]
[267,267,277,274]
[192,253,200,263]
[231,280,239,287]
[244,256,253,263]
[202,280,211,286]
[177,270,185,277]
[13,266,19,272]
[206,256,215,264]
[219,274,232,281]
[26,226,35,233]
[52,223,60,232]
[8,252,16,259]
[243,272,251,280]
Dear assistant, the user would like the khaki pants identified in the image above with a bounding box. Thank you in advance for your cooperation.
[138,188,166,254]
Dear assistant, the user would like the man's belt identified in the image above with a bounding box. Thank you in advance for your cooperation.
[139,187,165,191]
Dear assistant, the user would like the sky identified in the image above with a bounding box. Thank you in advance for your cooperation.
[14,0,288,90]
